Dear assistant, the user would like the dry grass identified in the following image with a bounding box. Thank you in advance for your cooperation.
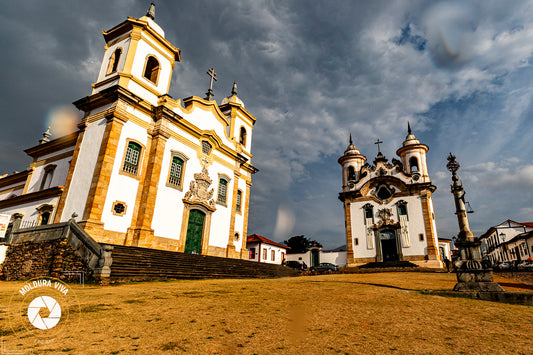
[1,272,532,354]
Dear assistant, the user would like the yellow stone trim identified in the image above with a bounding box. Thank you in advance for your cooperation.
[122,28,142,74]
[22,168,34,195]
[420,191,440,262]
[344,202,355,264]
[111,200,128,216]
[53,130,85,223]
[33,150,74,168]
[140,31,175,64]
[0,184,25,196]
[181,96,230,129]
[82,117,125,222]
[240,182,252,258]
[106,31,132,48]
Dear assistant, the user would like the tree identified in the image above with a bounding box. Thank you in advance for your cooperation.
[283,235,322,254]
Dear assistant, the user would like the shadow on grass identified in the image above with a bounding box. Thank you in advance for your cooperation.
[305,280,415,291]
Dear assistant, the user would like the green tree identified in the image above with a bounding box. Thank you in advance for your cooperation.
[283,235,322,254]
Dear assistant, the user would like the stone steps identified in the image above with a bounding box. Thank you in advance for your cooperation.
[103,244,298,282]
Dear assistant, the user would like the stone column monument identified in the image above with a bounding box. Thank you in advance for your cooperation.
[446,153,503,292]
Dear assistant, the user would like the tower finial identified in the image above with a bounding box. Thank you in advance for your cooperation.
[39,127,52,144]
[408,121,412,134]
[146,2,156,20]
[231,81,238,96]
[349,133,353,145]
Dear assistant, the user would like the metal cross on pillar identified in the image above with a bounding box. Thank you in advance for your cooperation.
[205,68,217,101]
[374,138,383,154]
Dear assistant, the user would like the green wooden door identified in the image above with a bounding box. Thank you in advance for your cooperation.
[184,210,205,254]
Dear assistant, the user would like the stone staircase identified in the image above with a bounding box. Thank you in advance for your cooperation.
[105,244,299,282]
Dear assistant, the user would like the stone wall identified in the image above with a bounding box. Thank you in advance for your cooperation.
[0,239,93,282]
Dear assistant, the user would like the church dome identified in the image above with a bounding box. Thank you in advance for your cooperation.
[402,122,420,146]
[140,16,165,37]
[344,134,360,155]
[140,3,165,37]
[221,82,245,108]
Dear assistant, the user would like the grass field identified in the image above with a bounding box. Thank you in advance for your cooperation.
[1,272,532,354]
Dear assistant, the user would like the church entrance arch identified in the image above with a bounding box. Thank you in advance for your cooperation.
[379,229,399,262]
[184,209,205,254]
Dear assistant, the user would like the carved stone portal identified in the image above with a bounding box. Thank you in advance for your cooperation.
[183,167,216,211]
[377,208,393,225]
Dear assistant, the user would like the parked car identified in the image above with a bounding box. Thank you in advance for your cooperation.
[497,261,512,269]
[517,261,533,270]
[310,263,338,273]
[284,260,307,271]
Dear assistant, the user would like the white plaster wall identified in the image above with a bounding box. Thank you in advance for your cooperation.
[151,138,198,239]
[320,251,347,267]
[285,252,311,266]
[0,196,60,226]
[26,156,72,193]
[349,195,429,259]
[96,37,131,83]
[130,39,172,95]
[232,115,253,154]
[127,81,158,106]
[61,118,107,221]
[0,245,8,264]
[176,107,232,148]
[101,121,147,232]
[126,105,153,124]
[257,244,286,264]
[247,242,259,261]
[206,162,234,248]
[0,186,24,201]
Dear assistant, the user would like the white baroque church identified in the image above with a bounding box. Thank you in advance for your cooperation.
[338,126,442,268]
[0,4,257,259]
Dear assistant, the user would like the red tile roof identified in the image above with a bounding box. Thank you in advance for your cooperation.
[246,234,289,249]
[521,222,533,228]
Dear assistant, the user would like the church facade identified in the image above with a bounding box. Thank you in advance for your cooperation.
[0,5,257,259]
[338,127,442,268]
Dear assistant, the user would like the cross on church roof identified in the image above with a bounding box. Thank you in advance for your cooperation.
[375,138,383,154]
[205,68,217,101]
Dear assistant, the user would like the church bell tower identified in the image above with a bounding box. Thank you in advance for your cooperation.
[92,3,181,105]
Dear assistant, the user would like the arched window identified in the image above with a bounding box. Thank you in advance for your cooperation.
[347,166,356,181]
[143,56,160,84]
[239,127,247,147]
[106,48,122,75]
[217,178,228,205]
[123,141,142,176]
[40,165,57,190]
[409,157,419,172]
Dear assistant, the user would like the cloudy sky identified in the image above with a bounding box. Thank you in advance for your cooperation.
[1,1,532,248]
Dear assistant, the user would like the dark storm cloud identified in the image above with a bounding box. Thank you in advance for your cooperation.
[1,0,533,247]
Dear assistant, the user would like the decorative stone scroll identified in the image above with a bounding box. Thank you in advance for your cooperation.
[183,167,216,211]
[399,215,410,247]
